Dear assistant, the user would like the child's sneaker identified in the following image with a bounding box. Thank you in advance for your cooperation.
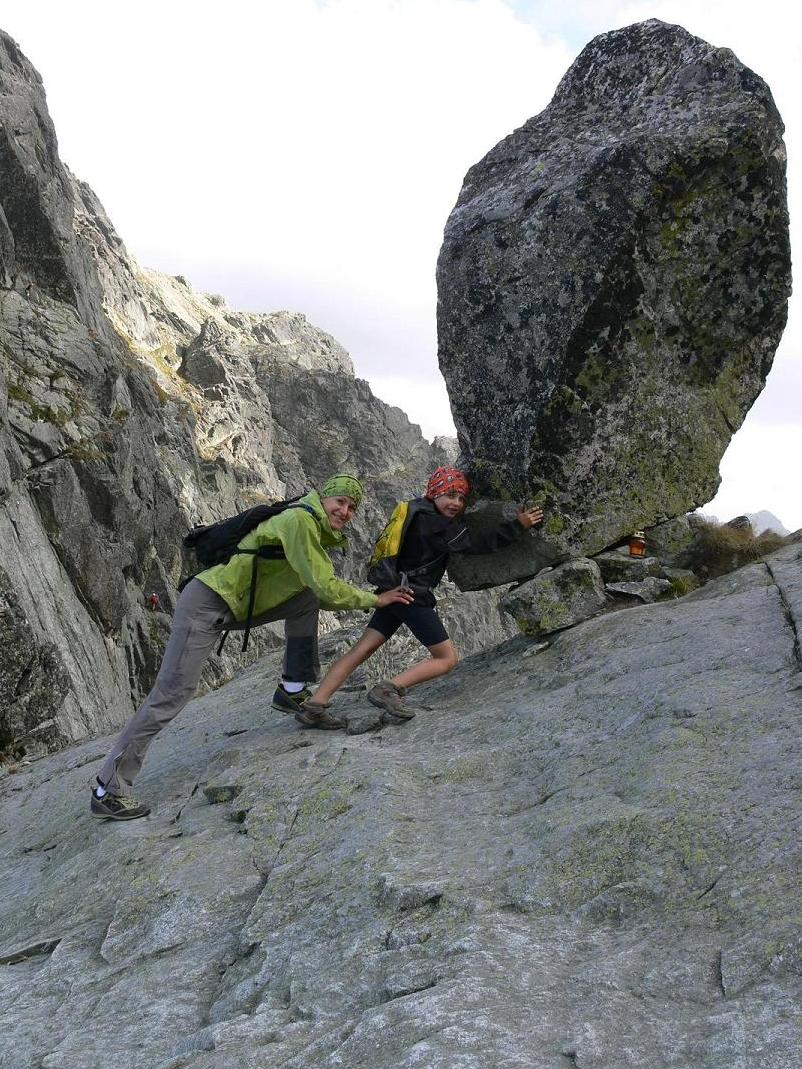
[271,685,313,714]
[90,788,150,821]
[367,681,416,720]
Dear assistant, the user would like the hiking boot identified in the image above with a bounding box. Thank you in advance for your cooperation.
[294,700,343,730]
[271,685,313,715]
[90,788,151,821]
[367,681,416,720]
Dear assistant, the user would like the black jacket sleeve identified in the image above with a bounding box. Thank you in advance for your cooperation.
[445,514,524,556]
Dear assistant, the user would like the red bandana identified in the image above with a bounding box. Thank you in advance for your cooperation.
[425,467,470,500]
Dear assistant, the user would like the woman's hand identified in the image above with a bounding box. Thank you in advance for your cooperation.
[517,505,544,530]
[376,585,415,607]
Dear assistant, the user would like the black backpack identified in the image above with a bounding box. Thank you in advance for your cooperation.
[181,495,316,653]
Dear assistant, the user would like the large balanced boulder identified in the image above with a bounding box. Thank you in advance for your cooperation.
[438,19,790,587]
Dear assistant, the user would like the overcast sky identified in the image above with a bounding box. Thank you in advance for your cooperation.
[2,0,799,528]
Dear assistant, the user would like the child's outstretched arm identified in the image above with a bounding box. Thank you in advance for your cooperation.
[454,503,545,556]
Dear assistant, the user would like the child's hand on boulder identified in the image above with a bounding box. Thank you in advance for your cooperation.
[517,505,544,529]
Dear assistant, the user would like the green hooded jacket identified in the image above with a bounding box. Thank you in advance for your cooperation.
[196,490,378,620]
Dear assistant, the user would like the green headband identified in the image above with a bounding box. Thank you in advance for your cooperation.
[320,473,364,508]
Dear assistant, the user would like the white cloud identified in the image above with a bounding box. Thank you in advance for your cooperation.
[706,423,802,532]
[367,372,456,442]
[1,0,571,403]
[2,0,571,301]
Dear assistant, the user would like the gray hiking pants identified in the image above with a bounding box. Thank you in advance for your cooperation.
[98,579,320,796]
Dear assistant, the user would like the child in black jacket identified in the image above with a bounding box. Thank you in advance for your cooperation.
[297,467,542,724]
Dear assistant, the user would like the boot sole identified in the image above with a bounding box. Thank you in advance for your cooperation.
[271,701,298,715]
[90,806,151,821]
[294,717,342,730]
[367,694,416,720]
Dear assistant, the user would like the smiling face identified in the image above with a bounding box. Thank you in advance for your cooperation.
[321,495,358,530]
[433,490,466,519]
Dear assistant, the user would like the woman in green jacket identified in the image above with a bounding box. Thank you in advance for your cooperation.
[91,474,412,821]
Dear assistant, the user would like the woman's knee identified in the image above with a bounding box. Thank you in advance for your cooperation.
[145,681,197,718]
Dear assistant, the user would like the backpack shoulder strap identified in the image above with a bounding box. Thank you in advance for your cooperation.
[233,502,320,654]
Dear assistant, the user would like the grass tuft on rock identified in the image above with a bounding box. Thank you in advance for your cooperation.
[682,519,788,579]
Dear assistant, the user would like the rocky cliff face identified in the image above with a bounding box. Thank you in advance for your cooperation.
[0,30,512,759]
[438,19,791,587]
[2,538,800,1068]
[2,20,801,1068]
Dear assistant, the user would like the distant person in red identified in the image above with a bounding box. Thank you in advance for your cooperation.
[302,467,543,719]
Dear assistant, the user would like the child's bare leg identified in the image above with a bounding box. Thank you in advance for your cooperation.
[392,639,458,690]
[313,628,386,704]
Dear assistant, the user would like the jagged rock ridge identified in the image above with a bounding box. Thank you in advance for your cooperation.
[0,29,512,758]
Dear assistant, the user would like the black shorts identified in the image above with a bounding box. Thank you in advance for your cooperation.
[367,603,449,648]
